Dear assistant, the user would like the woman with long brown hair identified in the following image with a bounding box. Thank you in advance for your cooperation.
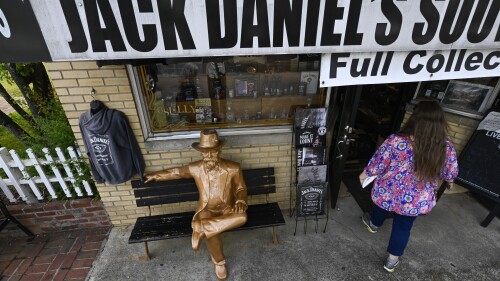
[359,100,459,272]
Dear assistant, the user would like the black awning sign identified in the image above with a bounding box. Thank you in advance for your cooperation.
[2,1,500,62]
[0,7,11,38]
[0,1,50,63]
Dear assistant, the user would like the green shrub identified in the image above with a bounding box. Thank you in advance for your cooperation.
[0,76,23,98]
[0,124,26,152]
[25,101,76,154]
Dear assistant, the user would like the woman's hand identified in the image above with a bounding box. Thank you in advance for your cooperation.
[359,170,368,185]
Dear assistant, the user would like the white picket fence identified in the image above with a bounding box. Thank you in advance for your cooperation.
[0,146,93,204]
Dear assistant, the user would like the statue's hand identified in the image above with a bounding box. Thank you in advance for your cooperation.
[234,200,248,213]
[144,173,158,183]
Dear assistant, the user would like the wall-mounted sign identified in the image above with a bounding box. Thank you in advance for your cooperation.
[320,49,500,87]
[2,0,498,62]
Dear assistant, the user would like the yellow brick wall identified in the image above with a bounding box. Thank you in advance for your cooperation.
[45,61,293,226]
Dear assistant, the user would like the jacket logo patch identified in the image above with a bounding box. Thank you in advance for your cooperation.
[89,135,114,165]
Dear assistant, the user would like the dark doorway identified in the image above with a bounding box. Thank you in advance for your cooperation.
[329,83,417,211]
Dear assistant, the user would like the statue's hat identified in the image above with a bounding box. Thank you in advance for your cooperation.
[192,129,225,152]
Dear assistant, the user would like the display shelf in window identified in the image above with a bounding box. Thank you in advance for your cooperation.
[441,81,494,113]
[133,54,327,137]
[413,77,500,117]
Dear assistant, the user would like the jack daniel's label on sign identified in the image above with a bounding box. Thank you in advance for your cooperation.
[297,183,327,217]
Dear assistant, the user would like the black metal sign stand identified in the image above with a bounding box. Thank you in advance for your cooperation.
[290,107,330,235]
[0,199,35,238]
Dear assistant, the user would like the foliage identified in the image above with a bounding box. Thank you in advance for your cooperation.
[0,64,12,83]
[0,112,29,151]
[25,101,76,154]
[0,76,22,98]
[0,63,34,83]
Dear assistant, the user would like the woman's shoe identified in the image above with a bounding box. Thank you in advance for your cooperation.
[384,257,400,272]
[361,213,378,233]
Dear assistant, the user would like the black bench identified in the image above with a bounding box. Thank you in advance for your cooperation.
[129,167,285,259]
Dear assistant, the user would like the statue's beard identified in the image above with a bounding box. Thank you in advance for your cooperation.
[203,159,219,171]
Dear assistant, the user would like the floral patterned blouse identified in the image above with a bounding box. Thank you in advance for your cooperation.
[364,134,459,216]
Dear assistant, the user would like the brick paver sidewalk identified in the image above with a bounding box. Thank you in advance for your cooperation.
[0,227,110,281]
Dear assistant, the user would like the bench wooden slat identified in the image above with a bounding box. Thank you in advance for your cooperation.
[134,178,276,198]
[132,178,196,189]
[242,167,274,178]
[245,176,275,189]
[128,203,285,244]
[131,168,274,189]
[136,185,276,206]
[131,168,275,190]
[136,193,199,207]
[134,178,276,199]
[237,202,285,229]
[129,211,194,243]
[247,185,275,196]
[133,184,197,198]
[131,167,276,207]
[132,178,275,198]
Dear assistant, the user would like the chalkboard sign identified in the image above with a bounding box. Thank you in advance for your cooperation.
[455,110,500,203]
[297,183,327,217]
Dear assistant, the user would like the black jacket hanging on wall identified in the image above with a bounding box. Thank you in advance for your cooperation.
[79,103,145,184]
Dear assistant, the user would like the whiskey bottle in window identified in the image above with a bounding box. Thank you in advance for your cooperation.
[276,76,282,96]
[226,100,235,122]
[263,76,270,96]
[270,76,277,96]
[212,63,225,100]
[169,101,180,123]
[195,77,205,98]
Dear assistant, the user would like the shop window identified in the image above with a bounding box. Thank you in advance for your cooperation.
[133,55,326,137]
[414,77,500,117]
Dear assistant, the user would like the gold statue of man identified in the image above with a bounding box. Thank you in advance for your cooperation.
[145,129,248,280]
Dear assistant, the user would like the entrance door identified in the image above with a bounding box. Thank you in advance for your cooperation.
[328,83,417,211]
[328,86,362,209]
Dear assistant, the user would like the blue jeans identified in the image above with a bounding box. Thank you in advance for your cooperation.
[370,204,417,256]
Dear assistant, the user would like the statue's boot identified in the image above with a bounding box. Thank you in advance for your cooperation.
[212,258,227,280]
